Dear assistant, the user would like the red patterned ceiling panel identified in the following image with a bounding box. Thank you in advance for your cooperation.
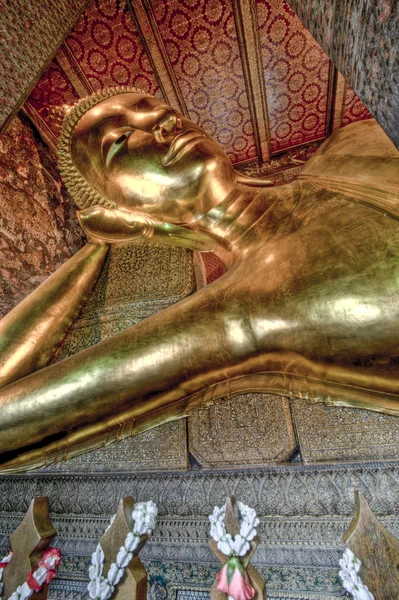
[25,60,80,139]
[256,0,331,153]
[151,0,257,164]
[25,0,161,143]
[341,83,372,127]
[64,0,161,95]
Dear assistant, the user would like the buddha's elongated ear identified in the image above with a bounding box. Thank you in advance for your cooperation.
[234,171,273,186]
[77,206,216,251]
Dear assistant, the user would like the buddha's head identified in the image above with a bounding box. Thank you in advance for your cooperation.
[59,87,236,226]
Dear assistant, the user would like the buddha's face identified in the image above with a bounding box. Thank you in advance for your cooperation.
[70,93,236,224]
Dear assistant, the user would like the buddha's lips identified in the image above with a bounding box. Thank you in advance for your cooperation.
[162,129,205,166]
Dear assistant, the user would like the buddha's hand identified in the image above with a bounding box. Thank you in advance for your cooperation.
[77,206,216,251]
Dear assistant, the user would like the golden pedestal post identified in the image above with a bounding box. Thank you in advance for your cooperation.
[343,490,399,600]
[2,497,57,600]
[100,497,149,600]
[209,496,265,600]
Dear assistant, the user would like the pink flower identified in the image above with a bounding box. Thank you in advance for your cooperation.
[216,556,255,600]
[27,570,42,591]
[38,547,62,584]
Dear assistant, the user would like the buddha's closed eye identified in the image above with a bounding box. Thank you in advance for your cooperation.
[102,127,134,167]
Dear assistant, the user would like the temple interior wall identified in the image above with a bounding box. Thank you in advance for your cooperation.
[0,114,84,318]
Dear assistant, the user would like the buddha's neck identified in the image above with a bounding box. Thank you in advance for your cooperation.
[194,182,298,269]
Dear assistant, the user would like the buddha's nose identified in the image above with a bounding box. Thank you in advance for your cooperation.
[152,110,182,145]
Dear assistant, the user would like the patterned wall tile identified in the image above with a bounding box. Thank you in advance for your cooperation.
[256,0,332,153]
[151,0,257,164]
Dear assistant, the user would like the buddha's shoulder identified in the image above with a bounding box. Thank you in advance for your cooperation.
[315,119,398,159]
[297,119,399,217]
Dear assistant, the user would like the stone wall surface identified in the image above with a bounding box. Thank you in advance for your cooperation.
[0,113,85,318]
[286,0,399,147]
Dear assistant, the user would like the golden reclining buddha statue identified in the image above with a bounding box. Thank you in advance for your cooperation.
[0,87,398,472]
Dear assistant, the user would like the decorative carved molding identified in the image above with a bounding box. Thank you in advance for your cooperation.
[1,462,399,599]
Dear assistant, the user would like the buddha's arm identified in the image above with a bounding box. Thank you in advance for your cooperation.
[0,282,232,457]
[0,241,109,389]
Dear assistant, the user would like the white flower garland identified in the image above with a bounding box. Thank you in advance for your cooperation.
[0,548,61,600]
[209,501,259,558]
[339,548,375,600]
[0,553,13,600]
[88,501,158,600]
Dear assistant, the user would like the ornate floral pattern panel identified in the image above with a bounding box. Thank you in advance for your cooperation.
[21,0,374,164]
[150,0,258,163]
[0,114,84,319]
[64,0,161,95]
[24,0,161,147]
[256,0,332,152]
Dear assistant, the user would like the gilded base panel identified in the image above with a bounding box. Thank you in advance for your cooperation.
[40,419,189,474]
[188,393,296,469]
[292,399,399,464]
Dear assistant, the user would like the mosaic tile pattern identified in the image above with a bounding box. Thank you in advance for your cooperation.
[292,399,399,464]
[52,241,197,361]
[41,420,189,473]
[188,393,296,468]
